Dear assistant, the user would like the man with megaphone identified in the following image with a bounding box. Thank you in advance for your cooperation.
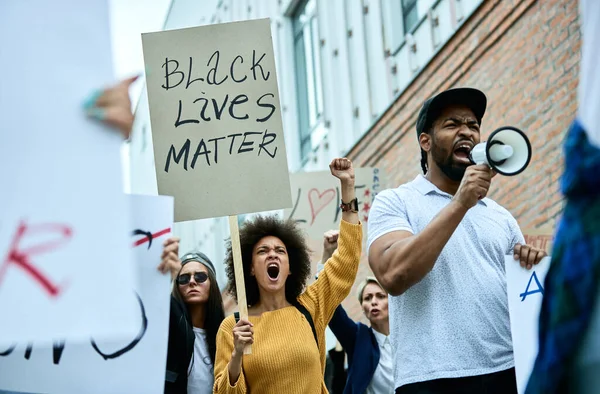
[367,87,546,394]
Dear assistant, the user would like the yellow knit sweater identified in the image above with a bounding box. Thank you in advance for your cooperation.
[213,220,362,394]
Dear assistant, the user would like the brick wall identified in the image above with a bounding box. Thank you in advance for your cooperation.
[340,0,581,323]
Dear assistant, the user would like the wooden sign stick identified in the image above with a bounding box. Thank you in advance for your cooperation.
[228,215,252,354]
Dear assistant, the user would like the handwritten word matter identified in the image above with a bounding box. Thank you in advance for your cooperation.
[0,221,72,298]
[164,129,278,172]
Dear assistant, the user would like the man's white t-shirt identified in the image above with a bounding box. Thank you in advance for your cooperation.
[187,327,214,394]
[367,175,524,389]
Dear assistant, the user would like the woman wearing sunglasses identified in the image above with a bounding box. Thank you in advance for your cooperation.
[160,241,225,394]
[213,158,362,394]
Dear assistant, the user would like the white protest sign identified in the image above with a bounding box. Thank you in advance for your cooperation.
[0,0,137,346]
[284,167,383,262]
[0,194,174,394]
[506,255,552,394]
[142,18,292,222]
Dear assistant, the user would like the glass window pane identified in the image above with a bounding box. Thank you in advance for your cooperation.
[310,16,323,119]
[303,23,317,127]
[293,0,324,161]
[402,0,419,33]
[294,34,310,141]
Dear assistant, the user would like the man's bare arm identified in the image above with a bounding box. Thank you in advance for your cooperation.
[368,200,467,295]
[369,165,496,295]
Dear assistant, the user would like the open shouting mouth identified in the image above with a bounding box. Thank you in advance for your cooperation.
[267,263,280,281]
[453,141,474,164]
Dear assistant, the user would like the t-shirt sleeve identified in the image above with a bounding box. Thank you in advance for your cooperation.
[507,214,526,254]
[367,188,414,253]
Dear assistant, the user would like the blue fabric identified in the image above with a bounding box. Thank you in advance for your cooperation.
[329,305,380,394]
[526,120,600,393]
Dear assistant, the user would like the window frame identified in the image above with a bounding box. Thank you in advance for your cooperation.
[292,0,324,163]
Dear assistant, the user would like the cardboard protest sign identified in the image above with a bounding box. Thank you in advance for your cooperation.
[506,255,552,394]
[283,167,383,264]
[142,18,292,222]
[0,0,137,346]
[522,226,554,254]
[0,194,174,394]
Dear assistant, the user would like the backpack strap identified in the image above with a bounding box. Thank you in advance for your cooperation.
[292,300,318,348]
[233,305,318,348]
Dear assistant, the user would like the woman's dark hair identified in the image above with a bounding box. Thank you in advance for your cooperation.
[172,260,224,365]
[225,215,312,306]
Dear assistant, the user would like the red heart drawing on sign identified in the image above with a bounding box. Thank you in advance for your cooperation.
[308,188,336,225]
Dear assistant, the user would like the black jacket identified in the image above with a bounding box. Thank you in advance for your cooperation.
[164,296,195,394]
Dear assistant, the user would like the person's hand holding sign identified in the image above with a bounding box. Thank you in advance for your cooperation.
[228,318,254,385]
[159,237,181,281]
[513,243,547,270]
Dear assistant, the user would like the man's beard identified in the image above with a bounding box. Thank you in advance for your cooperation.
[430,141,469,182]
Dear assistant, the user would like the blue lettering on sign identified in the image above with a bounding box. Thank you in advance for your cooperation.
[519,271,544,301]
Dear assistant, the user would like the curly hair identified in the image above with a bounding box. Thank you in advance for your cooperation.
[225,215,312,307]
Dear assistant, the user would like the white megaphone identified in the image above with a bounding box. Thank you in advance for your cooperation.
[469,126,532,176]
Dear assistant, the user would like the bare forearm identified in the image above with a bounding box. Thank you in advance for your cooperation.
[321,249,334,264]
[227,353,242,385]
[378,201,467,295]
[341,181,358,224]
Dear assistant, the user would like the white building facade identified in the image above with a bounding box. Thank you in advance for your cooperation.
[128,0,484,288]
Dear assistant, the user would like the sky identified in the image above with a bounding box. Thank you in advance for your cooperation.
[109,0,171,92]
[108,0,172,191]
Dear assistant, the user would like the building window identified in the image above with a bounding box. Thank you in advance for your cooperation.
[402,0,419,34]
[293,0,323,162]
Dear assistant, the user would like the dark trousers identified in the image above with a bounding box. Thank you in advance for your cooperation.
[395,368,518,394]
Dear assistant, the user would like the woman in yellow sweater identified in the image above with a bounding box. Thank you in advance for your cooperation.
[213,158,362,394]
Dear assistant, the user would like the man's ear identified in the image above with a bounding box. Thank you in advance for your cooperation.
[419,132,432,153]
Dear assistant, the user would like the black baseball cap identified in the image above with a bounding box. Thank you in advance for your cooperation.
[416,88,487,137]
[181,251,216,276]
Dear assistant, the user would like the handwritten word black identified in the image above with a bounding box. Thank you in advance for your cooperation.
[164,129,278,172]
[174,92,276,126]
[162,50,271,90]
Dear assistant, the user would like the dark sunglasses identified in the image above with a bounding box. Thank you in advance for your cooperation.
[176,272,209,286]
